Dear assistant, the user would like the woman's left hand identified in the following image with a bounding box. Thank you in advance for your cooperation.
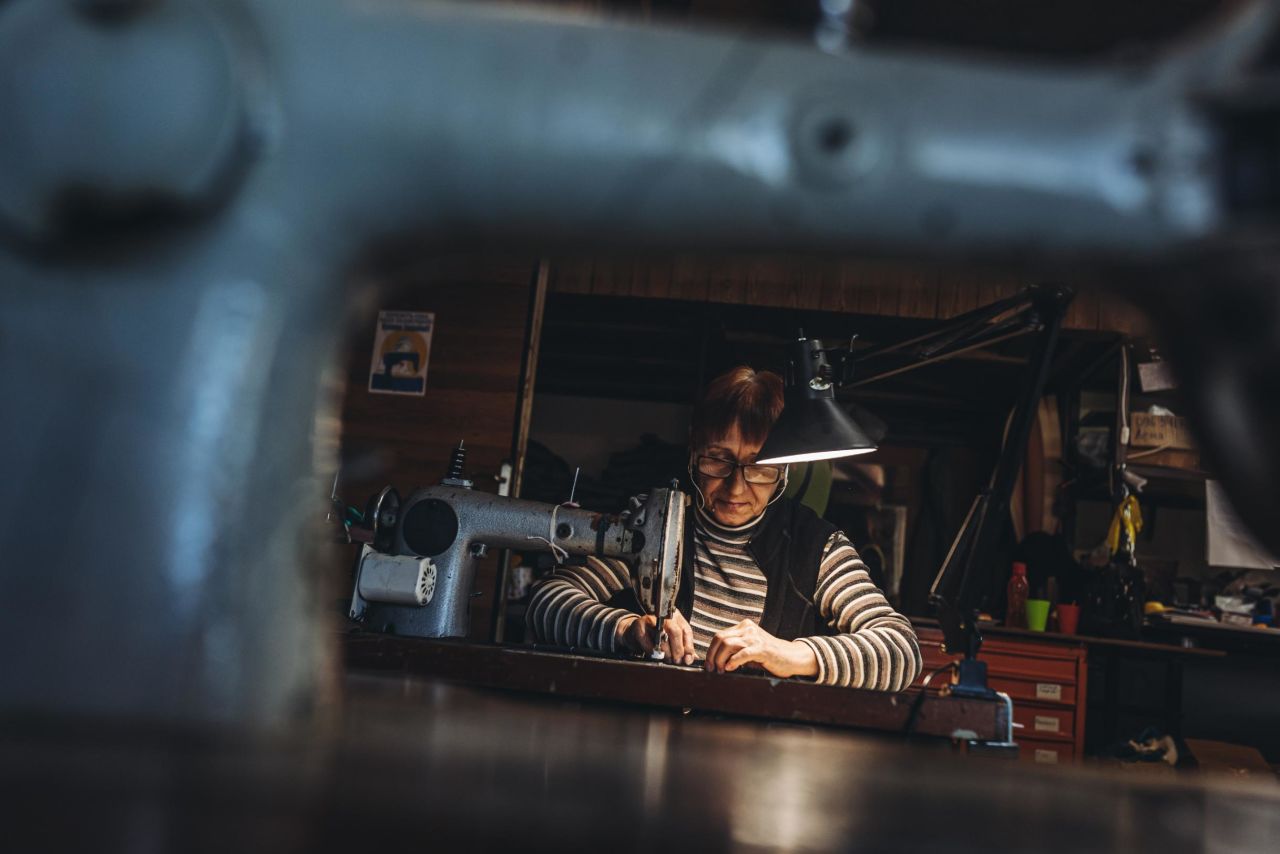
[704,619,819,679]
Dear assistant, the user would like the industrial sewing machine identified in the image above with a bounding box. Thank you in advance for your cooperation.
[348,444,685,656]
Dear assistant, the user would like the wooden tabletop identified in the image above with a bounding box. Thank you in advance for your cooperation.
[343,634,1013,743]
[11,669,1280,853]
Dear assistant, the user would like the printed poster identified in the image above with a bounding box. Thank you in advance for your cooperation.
[368,310,433,396]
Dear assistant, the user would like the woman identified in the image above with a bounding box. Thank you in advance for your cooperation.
[526,366,922,691]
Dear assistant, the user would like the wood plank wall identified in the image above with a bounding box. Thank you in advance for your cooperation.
[551,256,1149,336]
[339,256,537,641]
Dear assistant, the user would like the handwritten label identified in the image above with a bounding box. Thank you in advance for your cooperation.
[1034,715,1060,733]
[1034,749,1059,764]
[1036,683,1062,701]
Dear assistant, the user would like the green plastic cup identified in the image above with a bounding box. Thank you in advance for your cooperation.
[1026,599,1051,632]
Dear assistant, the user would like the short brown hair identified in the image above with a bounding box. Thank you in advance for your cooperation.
[690,366,784,451]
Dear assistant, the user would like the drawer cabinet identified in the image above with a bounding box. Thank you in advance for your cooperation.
[913,625,1088,764]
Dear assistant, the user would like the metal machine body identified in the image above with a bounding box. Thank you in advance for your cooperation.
[5,0,1280,730]
[350,480,686,644]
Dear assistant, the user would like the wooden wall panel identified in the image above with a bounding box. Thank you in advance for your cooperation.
[831,261,870,314]
[549,255,1151,337]
[936,270,986,319]
[896,265,940,319]
[1064,286,1101,331]
[976,271,1019,308]
[849,261,903,316]
[642,258,675,300]
[816,260,853,314]
[671,255,710,301]
[744,256,799,308]
[707,257,748,304]
[591,258,624,296]
[1097,291,1151,337]
[790,258,828,312]
[340,259,536,642]
[620,258,647,298]
[551,258,593,294]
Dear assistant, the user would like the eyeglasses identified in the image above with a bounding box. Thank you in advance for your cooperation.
[695,455,784,484]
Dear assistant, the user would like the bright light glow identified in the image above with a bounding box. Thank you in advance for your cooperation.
[756,447,877,465]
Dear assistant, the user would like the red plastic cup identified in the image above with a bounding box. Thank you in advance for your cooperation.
[1056,604,1080,635]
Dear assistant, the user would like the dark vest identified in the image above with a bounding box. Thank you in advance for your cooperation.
[608,498,838,640]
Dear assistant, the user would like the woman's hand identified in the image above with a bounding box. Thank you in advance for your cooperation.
[704,619,818,679]
[617,610,696,665]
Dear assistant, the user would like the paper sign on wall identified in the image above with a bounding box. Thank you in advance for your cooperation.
[368,310,434,396]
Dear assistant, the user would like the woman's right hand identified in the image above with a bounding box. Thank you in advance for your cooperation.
[617,611,696,665]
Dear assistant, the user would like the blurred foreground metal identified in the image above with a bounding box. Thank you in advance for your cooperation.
[3,0,1280,734]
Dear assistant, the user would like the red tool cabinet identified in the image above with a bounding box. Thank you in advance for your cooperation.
[914,626,1088,764]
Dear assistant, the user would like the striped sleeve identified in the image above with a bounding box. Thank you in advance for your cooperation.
[525,555,636,654]
[796,532,922,692]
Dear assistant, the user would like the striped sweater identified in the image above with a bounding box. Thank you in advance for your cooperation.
[526,506,922,691]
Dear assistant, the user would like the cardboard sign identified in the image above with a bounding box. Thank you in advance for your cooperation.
[1129,412,1195,450]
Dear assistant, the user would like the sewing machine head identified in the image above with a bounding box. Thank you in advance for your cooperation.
[349,446,685,652]
[622,487,685,658]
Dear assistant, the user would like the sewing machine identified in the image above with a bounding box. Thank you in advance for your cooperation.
[348,445,685,656]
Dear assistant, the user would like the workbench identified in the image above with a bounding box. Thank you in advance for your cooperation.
[7,670,1280,853]
[344,634,1011,744]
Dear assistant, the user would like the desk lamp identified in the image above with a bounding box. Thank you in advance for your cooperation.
[756,334,878,465]
[758,286,1073,700]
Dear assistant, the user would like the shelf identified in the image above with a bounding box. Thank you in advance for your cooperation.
[1126,465,1208,508]
[1067,464,1208,508]
[1127,464,1208,484]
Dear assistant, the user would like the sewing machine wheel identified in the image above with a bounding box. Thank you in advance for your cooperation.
[401,498,459,558]
[368,487,401,553]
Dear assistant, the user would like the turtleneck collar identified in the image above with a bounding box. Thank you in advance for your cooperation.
[693,503,766,543]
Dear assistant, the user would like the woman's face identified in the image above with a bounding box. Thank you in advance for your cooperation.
[695,424,782,527]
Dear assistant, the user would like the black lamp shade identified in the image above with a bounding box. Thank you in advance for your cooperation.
[756,335,878,465]
[756,396,877,464]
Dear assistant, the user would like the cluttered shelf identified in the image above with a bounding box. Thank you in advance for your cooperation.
[1120,464,1210,508]
[910,616,1224,658]
[1068,464,1210,509]
[1143,614,1280,653]
[1126,464,1209,484]
[912,557,1280,660]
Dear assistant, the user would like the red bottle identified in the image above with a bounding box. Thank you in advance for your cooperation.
[1006,562,1029,629]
